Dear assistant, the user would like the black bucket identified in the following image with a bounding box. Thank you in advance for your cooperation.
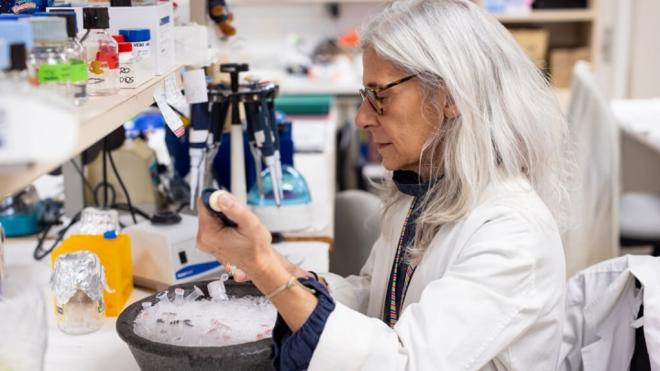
[116,280,274,371]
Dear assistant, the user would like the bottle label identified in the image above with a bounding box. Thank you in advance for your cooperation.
[70,60,88,83]
[38,63,71,84]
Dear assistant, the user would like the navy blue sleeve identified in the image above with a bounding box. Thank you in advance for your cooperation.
[272,278,336,371]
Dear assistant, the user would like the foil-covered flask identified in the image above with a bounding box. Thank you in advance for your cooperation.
[50,251,110,335]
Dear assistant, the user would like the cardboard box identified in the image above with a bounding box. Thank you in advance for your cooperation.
[49,3,174,75]
[510,28,549,69]
[550,47,591,88]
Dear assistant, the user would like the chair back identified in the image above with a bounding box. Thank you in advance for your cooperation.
[563,61,620,277]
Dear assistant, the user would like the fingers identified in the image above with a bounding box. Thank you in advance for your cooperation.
[212,191,264,235]
[233,268,249,282]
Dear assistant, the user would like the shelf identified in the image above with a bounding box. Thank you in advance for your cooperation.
[493,9,595,23]
[0,66,181,198]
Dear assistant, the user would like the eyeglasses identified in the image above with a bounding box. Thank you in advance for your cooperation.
[359,74,417,115]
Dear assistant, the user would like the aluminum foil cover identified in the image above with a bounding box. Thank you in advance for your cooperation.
[50,251,109,305]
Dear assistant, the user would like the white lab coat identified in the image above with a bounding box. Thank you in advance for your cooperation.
[558,255,660,371]
[314,178,566,371]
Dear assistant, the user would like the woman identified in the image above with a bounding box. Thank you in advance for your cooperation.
[197,0,571,370]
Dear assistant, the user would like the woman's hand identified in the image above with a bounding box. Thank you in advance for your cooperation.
[196,191,320,332]
[196,191,275,278]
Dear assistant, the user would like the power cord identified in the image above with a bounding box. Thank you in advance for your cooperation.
[33,211,81,261]
[107,150,138,224]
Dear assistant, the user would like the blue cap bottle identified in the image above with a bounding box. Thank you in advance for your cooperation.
[118,28,151,42]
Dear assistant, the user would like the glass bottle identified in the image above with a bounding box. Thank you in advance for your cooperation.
[26,17,71,97]
[82,7,119,96]
[51,11,88,106]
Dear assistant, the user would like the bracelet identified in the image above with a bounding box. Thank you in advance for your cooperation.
[265,276,316,301]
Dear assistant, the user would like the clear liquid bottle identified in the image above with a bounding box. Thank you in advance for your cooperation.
[51,11,88,106]
[82,7,119,96]
[26,17,71,97]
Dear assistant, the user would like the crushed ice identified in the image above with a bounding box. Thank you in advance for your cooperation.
[133,276,276,347]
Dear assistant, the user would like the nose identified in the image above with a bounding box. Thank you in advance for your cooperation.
[355,98,378,129]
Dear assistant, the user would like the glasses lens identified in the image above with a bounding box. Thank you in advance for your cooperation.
[360,89,382,114]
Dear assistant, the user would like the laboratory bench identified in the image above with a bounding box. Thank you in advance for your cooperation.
[0,67,340,370]
[3,236,330,371]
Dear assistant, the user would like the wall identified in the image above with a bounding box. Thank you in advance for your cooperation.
[628,0,660,98]
[228,3,379,70]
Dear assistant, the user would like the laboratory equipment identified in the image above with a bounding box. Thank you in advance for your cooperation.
[75,207,120,235]
[82,7,119,96]
[118,28,151,59]
[116,280,273,371]
[49,10,88,106]
[51,232,133,316]
[248,165,314,232]
[50,251,108,335]
[26,17,70,96]
[123,214,225,290]
[117,41,135,88]
[201,188,237,227]
[227,64,248,204]
[198,64,285,210]
[0,186,43,237]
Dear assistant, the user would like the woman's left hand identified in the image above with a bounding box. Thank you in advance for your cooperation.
[196,191,275,279]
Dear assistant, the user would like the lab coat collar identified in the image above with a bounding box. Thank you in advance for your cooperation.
[581,255,660,371]
[629,256,660,370]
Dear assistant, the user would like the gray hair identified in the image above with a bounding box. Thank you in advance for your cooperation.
[360,0,573,261]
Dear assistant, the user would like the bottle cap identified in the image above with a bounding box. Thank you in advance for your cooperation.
[0,39,8,71]
[0,21,34,49]
[103,230,117,240]
[9,43,28,71]
[49,11,78,38]
[28,17,67,43]
[118,28,151,42]
[118,42,133,53]
[112,34,125,43]
[83,7,110,30]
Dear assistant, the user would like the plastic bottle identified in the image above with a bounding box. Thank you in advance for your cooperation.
[118,28,151,60]
[82,7,119,96]
[50,11,88,106]
[117,41,135,88]
[26,17,70,96]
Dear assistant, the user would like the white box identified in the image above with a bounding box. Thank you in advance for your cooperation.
[49,3,175,75]
[108,3,175,75]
